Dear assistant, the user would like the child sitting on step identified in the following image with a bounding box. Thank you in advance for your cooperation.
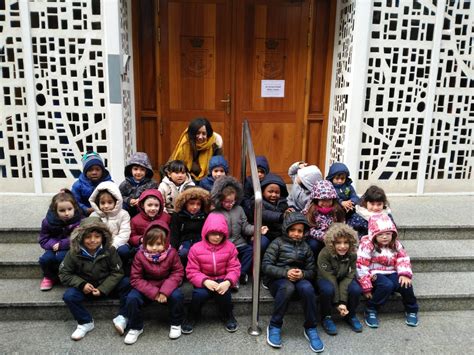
[356,214,419,328]
[59,217,130,341]
[159,160,195,215]
[317,223,363,335]
[198,155,229,192]
[287,161,323,212]
[117,220,185,345]
[182,213,241,334]
[38,189,83,291]
[262,212,323,353]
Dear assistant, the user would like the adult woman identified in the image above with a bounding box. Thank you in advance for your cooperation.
[169,118,223,182]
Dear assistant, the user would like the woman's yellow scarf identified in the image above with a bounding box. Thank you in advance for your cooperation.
[170,129,217,181]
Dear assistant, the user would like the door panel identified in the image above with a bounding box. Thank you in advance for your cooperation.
[234,0,310,180]
[160,0,232,162]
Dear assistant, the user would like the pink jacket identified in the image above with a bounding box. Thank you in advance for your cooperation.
[356,214,413,293]
[130,221,184,300]
[130,189,171,247]
[186,213,240,288]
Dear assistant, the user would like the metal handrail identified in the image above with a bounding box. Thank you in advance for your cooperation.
[241,120,263,336]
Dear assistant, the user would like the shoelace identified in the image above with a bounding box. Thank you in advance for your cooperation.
[368,313,377,319]
[407,313,417,318]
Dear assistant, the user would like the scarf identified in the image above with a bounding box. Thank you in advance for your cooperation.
[170,129,217,181]
[141,245,171,264]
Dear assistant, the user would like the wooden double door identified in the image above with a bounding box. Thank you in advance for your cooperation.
[133,0,335,179]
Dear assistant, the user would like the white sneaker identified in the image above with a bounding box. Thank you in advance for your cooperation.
[113,315,127,335]
[124,329,143,345]
[169,325,182,339]
[71,321,94,341]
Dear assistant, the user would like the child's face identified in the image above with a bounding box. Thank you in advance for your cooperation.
[334,237,350,256]
[99,193,115,213]
[287,223,305,241]
[146,240,165,253]
[57,201,75,221]
[375,232,393,246]
[86,165,103,182]
[143,197,160,218]
[263,183,281,204]
[221,193,236,211]
[132,165,146,181]
[169,171,186,186]
[257,168,266,181]
[211,167,226,180]
[207,232,224,245]
[367,201,384,213]
[317,199,333,208]
[332,173,347,185]
[186,199,202,215]
[83,231,103,254]
[195,125,208,144]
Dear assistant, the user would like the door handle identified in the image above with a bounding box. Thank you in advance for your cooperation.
[220,93,231,115]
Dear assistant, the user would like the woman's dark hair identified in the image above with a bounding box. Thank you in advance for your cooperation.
[360,185,389,208]
[95,189,117,207]
[50,188,80,216]
[187,117,213,143]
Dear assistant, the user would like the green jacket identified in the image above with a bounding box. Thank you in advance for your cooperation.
[317,247,356,305]
[59,217,124,295]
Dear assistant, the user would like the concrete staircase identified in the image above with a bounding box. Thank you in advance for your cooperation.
[0,195,473,321]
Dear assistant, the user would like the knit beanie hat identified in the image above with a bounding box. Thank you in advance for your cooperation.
[82,151,105,173]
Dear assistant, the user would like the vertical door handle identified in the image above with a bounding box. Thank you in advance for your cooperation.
[220,93,231,115]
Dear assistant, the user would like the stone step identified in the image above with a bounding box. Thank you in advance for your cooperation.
[1,239,473,279]
[1,272,472,321]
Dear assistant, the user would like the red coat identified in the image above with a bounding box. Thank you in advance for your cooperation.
[186,213,240,288]
[130,189,170,247]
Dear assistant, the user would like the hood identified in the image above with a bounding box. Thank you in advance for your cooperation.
[324,223,358,255]
[124,152,154,179]
[174,187,210,213]
[201,213,229,242]
[368,214,398,241]
[208,155,229,175]
[138,189,165,218]
[142,219,171,249]
[256,156,270,175]
[261,173,288,198]
[89,181,123,217]
[211,175,244,208]
[310,180,337,200]
[298,165,323,190]
[326,162,352,184]
[70,217,112,253]
[282,212,310,234]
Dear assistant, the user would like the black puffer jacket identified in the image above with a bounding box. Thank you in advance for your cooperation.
[262,212,315,283]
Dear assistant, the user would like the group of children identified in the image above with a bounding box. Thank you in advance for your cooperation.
[37,151,418,352]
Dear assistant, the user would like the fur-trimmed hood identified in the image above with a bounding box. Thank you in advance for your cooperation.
[89,181,123,217]
[70,217,112,253]
[324,222,358,255]
[174,187,210,213]
[210,175,244,208]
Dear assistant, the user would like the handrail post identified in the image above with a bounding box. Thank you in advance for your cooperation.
[241,120,262,336]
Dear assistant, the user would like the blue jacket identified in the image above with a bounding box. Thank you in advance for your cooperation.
[242,156,271,217]
[326,163,359,205]
[71,170,112,215]
[199,155,229,192]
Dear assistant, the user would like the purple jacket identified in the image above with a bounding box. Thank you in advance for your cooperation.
[38,209,82,251]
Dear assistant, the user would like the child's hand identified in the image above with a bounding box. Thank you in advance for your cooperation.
[261,226,269,235]
[86,207,94,216]
[364,292,372,299]
[91,288,101,297]
[83,283,95,294]
[52,243,60,252]
[215,280,231,295]
[203,279,219,291]
[337,304,349,317]
[399,275,412,288]
[341,200,354,211]
[130,198,138,206]
[155,293,168,303]
[285,207,295,214]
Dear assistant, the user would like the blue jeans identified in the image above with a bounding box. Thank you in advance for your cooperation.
[125,288,184,330]
[39,250,68,279]
[261,235,271,255]
[269,278,317,329]
[63,277,130,324]
[188,280,233,319]
[178,240,192,267]
[307,239,325,260]
[367,273,419,313]
[318,278,362,318]
[237,243,253,278]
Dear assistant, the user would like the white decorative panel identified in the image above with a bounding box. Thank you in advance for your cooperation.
[0,0,34,192]
[329,0,355,164]
[425,0,473,192]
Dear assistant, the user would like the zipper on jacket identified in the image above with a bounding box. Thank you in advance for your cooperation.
[212,250,217,275]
